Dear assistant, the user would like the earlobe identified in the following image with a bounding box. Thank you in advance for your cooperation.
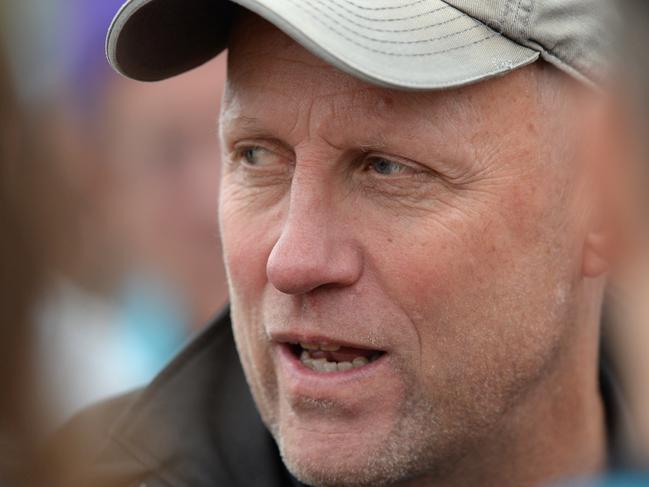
[582,232,611,277]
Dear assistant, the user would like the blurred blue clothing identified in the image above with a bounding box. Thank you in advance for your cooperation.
[597,474,649,486]
[36,274,190,429]
[119,276,189,386]
[559,473,649,487]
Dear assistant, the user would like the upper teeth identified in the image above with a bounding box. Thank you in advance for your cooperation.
[300,350,372,373]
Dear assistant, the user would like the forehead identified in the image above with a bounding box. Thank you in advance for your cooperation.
[227,13,358,90]
[223,12,556,151]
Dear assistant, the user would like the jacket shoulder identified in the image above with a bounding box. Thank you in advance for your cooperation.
[48,308,237,487]
[49,390,151,487]
[60,390,141,446]
[47,308,294,487]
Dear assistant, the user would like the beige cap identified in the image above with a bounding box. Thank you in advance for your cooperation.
[106,0,614,89]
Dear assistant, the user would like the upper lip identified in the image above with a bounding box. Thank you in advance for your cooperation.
[270,331,386,352]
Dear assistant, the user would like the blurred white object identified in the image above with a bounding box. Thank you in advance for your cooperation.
[35,275,188,428]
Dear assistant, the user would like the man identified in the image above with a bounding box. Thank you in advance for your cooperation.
[60,1,626,487]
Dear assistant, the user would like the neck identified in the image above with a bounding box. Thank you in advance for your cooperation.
[400,281,607,487]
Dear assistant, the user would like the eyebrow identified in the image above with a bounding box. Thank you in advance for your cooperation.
[356,136,391,152]
[221,114,278,137]
[230,115,264,128]
[223,112,396,151]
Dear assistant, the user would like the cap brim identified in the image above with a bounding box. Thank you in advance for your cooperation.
[107,0,540,89]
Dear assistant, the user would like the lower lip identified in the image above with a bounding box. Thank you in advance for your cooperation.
[276,343,389,388]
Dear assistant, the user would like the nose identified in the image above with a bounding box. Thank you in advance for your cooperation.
[266,174,363,295]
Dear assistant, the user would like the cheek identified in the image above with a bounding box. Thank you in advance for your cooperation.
[219,178,287,412]
[221,192,285,426]
[230,305,281,430]
[368,206,505,313]
[219,180,284,301]
[370,189,575,399]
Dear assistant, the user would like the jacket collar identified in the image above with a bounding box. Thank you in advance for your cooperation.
[106,307,302,487]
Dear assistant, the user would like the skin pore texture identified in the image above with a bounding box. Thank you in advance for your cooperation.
[219,13,609,487]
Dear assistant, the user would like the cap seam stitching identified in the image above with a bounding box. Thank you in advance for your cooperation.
[290,0,497,57]
[512,0,524,35]
[109,0,543,88]
[291,5,467,35]
[279,0,538,87]
[292,1,485,46]
[337,0,429,12]
[323,0,451,23]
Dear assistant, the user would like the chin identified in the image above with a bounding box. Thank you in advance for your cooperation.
[274,420,411,487]
[278,441,379,487]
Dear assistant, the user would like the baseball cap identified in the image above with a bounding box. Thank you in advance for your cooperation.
[106,0,614,89]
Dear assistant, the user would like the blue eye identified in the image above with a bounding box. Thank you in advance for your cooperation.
[242,147,264,165]
[368,157,407,176]
[235,145,291,171]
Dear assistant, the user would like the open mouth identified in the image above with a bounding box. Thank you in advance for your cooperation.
[287,342,385,373]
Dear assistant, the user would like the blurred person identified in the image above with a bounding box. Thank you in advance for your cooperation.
[548,2,649,486]
[597,0,649,474]
[0,2,63,483]
[1,1,229,484]
[56,0,229,326]
[0,20,36,487]
[55,2,642,487]
[92,53,229,328]
[22,0,229,428]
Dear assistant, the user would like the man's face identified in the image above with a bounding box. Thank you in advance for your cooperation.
[220,16,592,487]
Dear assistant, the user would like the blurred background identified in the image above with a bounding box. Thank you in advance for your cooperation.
[0,1,228,480]
[1,0,649,486]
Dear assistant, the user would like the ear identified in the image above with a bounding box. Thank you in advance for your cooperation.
[579,85,644,279]
[578,92,627,279]
[582,232,611,277]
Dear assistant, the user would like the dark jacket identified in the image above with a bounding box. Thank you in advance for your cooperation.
[53,307,633,487]
[53,307,302,487]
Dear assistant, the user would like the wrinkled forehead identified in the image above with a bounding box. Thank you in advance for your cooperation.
[229,10,308,60]
[226,11,366,97]
[221,9,590,159]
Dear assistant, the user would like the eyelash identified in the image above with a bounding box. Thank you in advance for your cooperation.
[361,154,429,180]
[363,157,406,176]
[231,145,279,168]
